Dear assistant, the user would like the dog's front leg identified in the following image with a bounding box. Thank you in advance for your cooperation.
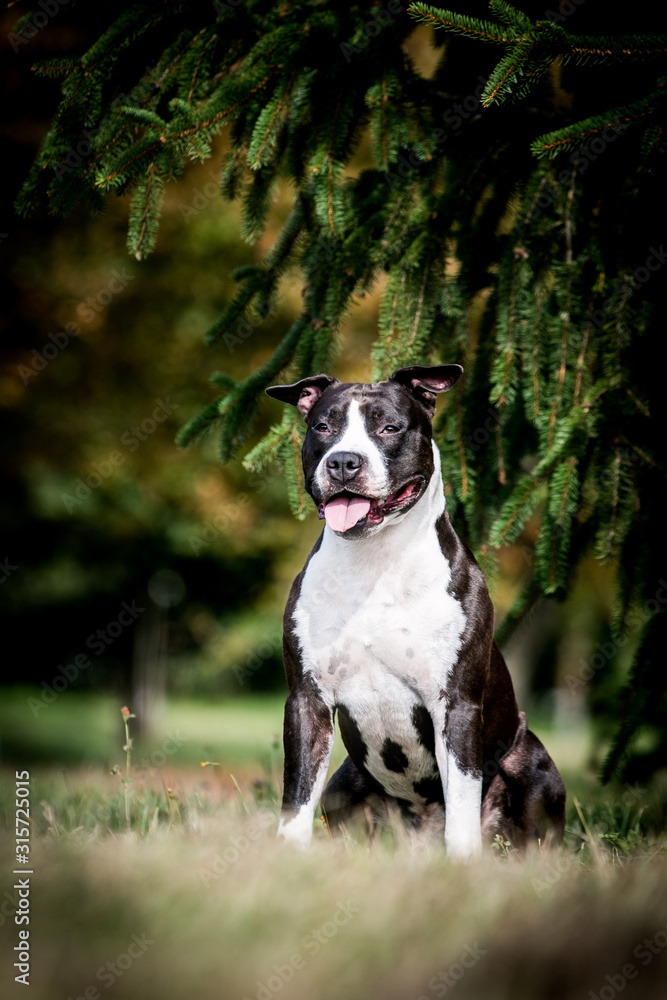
[278,676,334,848]
[434,697,483,859]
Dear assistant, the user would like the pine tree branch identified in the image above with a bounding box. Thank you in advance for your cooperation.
[567,37,667,63]
[187,31,219,104]
[407,4,515,45]
[15,0,667,784]
[531,87,666,157]
[97,71,278,188]
[410,3,667,66]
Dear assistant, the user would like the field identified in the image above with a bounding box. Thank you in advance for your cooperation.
[1,689,666,1000]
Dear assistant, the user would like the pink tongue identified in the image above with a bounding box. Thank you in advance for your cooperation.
[324,496,371,532]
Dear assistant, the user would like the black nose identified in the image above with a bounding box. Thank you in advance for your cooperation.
[326,451,364,484]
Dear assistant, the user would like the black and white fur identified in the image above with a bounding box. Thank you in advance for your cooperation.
[266,365,566,858]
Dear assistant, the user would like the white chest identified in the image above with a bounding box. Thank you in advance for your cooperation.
[292,523,467,707]
[292,522,467,802]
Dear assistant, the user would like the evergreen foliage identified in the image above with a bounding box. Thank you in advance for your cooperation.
[17,1,667,781]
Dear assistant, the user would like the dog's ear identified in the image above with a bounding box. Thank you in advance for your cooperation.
[389,364,463,412]
[265,374,339,420]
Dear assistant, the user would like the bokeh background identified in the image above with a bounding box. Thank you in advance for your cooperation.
[2,8,667,1000]
[0,4,646,789]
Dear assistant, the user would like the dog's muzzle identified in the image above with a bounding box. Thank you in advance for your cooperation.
[317,476,426,533]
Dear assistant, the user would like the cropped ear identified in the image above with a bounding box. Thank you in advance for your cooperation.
[265,374,339,420]
[389,364,463,412]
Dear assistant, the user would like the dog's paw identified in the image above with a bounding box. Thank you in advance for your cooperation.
[277,808,315,849]
[445,830,482,862]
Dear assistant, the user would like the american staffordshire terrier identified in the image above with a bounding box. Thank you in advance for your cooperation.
[266,364,566,857]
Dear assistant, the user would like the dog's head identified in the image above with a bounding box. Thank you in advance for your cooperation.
[266,364,463,538]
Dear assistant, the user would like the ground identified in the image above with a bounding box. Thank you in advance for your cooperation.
[0,690,666,1000]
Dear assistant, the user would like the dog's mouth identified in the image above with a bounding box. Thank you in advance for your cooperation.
[317,477,426,533]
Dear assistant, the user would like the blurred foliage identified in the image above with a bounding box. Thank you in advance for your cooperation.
[0,167,316,697]
[0,3,665,791]
[1,31,319,697]
[0,688,287,767]
[0,690,664,845]
[0,735,666,1000]
[0,6,377,714]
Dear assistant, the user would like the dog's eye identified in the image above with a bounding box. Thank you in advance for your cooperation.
[313,422,329,432]
[380,425,400,434]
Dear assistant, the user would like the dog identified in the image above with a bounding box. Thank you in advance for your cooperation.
[265,364,566,857]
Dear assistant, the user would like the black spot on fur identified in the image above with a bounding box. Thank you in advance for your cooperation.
[413,776,443,804]
[337,704,368,767]
[381,738,409,773]
[411,705,436,757]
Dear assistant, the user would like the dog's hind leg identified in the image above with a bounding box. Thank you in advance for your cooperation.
[321,756,386,836]
[481,712,566,849]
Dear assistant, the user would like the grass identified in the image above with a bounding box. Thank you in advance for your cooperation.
[0,686,288,766]
[1,689,666,1000]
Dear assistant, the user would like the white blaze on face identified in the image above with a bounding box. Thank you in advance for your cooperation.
[314,399,390,501]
